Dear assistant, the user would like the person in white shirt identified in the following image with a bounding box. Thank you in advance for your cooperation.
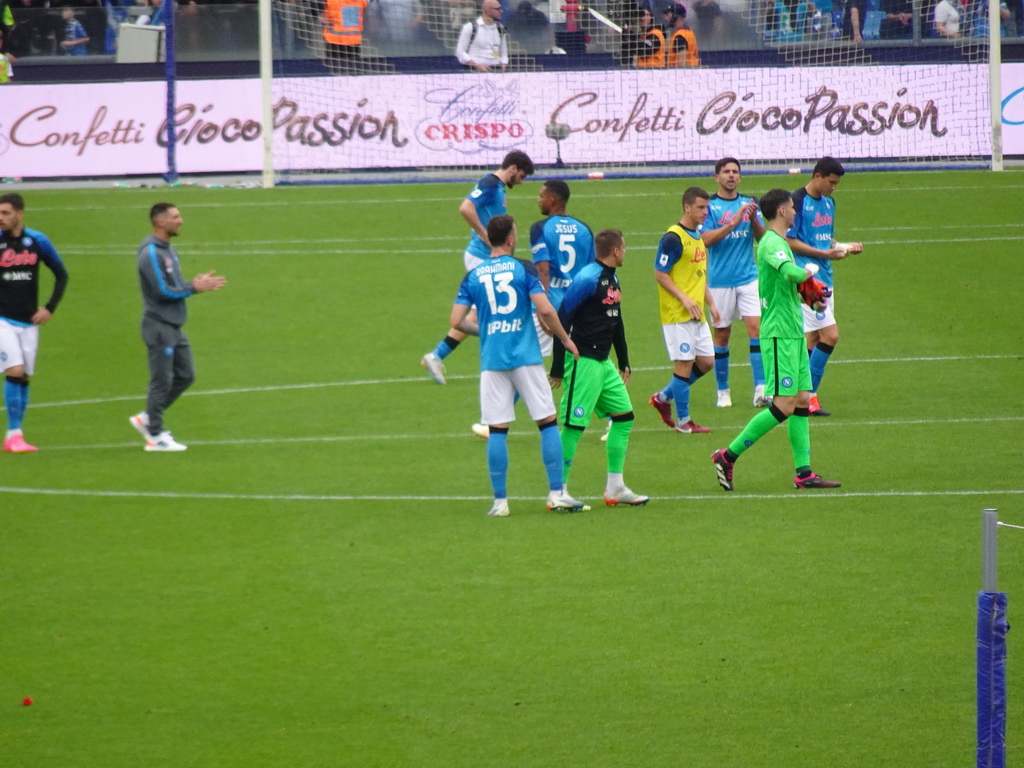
[455,0,510,71]
[933,0,962,37]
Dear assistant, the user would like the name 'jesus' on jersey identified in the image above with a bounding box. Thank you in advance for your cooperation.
[529,215,596,310]
[464,174,509,263]
[787,187,837,287]
[455,255,545,371]
[705,194,761,289]
[0,227,70,326]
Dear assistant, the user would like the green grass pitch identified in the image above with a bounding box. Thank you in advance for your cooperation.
[2,169,1022,767]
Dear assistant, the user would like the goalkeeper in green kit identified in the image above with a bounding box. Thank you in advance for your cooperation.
[711,189,841,492]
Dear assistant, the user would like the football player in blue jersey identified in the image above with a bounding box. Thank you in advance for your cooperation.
[422,150,535,385]
[530,179,596,314]
[702,158,769,409]
[0,193,70,453]
[450,214,589,517]
[786,157,863,416]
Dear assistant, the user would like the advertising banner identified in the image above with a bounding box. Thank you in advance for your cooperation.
[0,64,1000,178]
[1001,62,1024,155]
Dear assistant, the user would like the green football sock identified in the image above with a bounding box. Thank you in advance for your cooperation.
[605,418,633,474]
[560,426,584,486]
[787,410,811,472]
[728,408,786,458]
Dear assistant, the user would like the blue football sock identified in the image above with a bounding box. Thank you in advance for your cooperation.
[687,366,707,385]
[4,377,27,431]
[749,339,765,387]
[660,377,675,402]
[809,342,834,393]
[433,335,461,361]
[487,427,509,499]
[713,345,730,390]
[670,374,690,421]
[539,421,563,492]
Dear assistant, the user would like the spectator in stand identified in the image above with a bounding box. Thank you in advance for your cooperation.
[60,6,90,54]
[769,0,814,41]
[505,1,553,52]
[455,0,508,71]
[1,0,12,52]
[0,27,13,81]
[663,2,698,65]
[842,0,865,40]
[878,0,912,37]
[971,0,1012,36]
[932,0,962,36]
[690,0,722,39]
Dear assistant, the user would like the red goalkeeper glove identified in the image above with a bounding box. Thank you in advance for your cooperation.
[797,277,832,310]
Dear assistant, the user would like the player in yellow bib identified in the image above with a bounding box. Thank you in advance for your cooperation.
[649,186,720,434]
[711,189,841,491]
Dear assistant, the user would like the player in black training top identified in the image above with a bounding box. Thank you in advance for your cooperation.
[549,228,649,507]
[0,193,70,452]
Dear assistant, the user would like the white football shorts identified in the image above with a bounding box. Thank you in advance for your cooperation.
[801,288,837,332]
[480,364,556,425]
[0,319,39,375]
[662,320,714,362]
[533,312,553,357]
[464,250,485,271]
[711,279,761,328]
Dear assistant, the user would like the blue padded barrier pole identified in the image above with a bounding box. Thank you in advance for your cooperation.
[978,509,1007,768]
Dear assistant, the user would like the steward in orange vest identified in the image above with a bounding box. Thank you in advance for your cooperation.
[323,0,367,47]
[663,3,700,66]
[634,10,665,68]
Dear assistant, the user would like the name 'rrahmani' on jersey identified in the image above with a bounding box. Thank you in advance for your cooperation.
[529,215,596,310]
[455,255,545,371]
[0,227,69,326]
[654,224,709,325]
[787,187,837,287]
[704,193,762,289]
[464,174,509,263]
[550,261,629,380]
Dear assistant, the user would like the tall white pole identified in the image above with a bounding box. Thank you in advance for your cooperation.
[989,0,1004,171]
[983,508,999,592]
[258,0,275,188]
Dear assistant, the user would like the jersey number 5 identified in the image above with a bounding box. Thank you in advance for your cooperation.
[558,234,577,273]
[479,272,517,315]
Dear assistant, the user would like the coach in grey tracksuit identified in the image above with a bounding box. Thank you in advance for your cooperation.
[135,203,225,443]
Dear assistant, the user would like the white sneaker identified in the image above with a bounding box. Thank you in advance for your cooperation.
[471,423,490,439]
[604,487,650,506]
[716,389,732,408]
[421,352,446,385]
[753,384,772,407]
[487,499,510,517]
[600,419,611,442]
[546,491,591,512]
[144,431,187,452]
[129,411,150,440]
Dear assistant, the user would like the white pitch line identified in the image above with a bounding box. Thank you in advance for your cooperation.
[37,415,1024,452]
[28,182,1024,213]
[0,486,1019,503]
[57,223,1024,251]
[25,353,1019,411]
